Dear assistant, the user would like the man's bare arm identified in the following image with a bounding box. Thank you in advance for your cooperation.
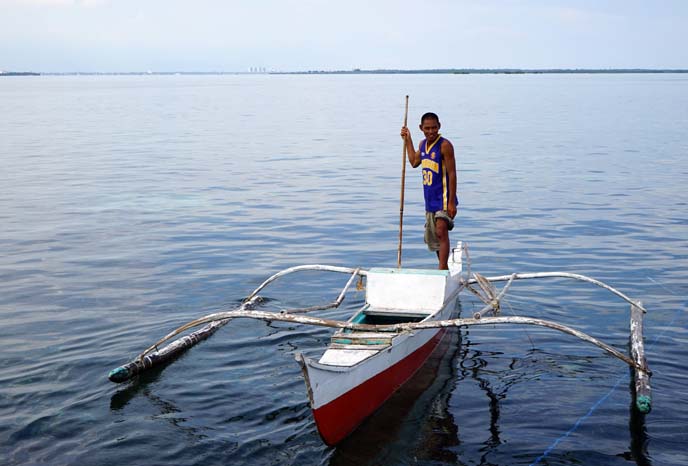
[400,126,421,168]
[442,139,457,218]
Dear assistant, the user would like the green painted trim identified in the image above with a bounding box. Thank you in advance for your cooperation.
[369,267,449,276]
[636,395,652,414]
[332,338,387,345]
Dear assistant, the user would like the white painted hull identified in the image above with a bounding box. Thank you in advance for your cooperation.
[299,299,457,409]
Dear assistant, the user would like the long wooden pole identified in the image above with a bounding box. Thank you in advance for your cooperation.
[397,95,409,268]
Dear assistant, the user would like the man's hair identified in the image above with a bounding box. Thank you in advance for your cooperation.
[420,112,440,125]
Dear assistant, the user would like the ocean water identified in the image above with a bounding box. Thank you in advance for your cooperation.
[0,73,686,465]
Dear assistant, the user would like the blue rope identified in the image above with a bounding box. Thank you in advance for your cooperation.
[529,298,686,465]
[529,373,628,465]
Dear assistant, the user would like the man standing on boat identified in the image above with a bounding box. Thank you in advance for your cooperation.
[401,113,458,270]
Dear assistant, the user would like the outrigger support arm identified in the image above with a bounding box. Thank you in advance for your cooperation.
[107,295,260,383]
[278,268,362,314]
[245,265,367,302]
[110,308,651,379]
[468,272,648,314]
[109,265,367,383]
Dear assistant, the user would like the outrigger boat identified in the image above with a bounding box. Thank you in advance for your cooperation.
[109,94,651,446]
[108,241,652,446]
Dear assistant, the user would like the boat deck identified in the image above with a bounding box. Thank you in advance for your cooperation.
[320,305,434,365]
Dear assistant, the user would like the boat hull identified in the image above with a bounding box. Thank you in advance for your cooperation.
[302,326,449,445]
[299,253,465,445]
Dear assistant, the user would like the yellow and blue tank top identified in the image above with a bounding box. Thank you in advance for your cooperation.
[420,136,457,213]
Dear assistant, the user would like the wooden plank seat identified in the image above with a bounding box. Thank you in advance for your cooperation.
[330,331,395,347]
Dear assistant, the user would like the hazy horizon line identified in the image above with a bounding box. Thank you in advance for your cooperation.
[2,67,688,76]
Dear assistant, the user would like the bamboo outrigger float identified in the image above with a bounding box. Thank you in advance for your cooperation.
[108,241,652,445]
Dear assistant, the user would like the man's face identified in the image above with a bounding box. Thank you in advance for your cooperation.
[419,118,441,143]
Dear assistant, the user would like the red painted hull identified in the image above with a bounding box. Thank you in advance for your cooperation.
[312,328,447,445]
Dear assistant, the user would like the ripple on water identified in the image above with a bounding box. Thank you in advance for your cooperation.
[0,74,686,466]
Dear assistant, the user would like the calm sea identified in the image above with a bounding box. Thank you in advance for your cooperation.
[1,74,686,466]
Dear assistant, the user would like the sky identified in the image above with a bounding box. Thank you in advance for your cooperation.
[1,0,687,72]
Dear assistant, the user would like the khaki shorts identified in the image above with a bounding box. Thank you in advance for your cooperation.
[424,211,455,252]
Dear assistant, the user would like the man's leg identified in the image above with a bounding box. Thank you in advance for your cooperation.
[435,218,450,270]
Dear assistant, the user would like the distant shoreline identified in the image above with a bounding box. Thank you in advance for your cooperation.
[0,71,41,76]
[273,68,688,75]
[2,68,687,76]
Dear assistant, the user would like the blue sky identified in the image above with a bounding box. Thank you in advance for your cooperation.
[1,0,686,72]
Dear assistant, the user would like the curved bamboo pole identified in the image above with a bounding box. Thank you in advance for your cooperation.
[108,266,366,383]
[284,268,361,314]
[122,309,648,373]
[469,272,647,313]
[245,265,367,302]
[108,295,259,383]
